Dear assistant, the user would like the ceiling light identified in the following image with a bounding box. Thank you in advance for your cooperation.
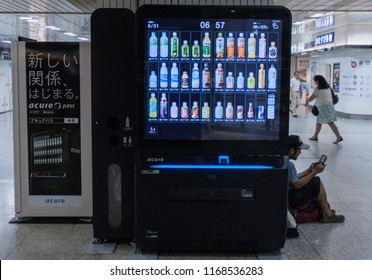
[64,32,77,36]
[310,13,324,18]
[45,26,56,29]
[51,27,61,31]
[78,37,89,41]
[2,40,12,44]
[27,19,39,23]
[293,21,304,25]
[19,17,32,20]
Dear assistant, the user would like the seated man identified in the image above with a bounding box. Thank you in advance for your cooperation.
[288,135,345,223]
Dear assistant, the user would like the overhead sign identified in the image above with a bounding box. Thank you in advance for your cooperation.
[316,32,334,46]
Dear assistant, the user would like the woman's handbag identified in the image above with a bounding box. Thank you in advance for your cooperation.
[331,88,339,104]
[311,105,319,116]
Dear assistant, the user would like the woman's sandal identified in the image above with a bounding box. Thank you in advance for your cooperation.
[309,137,318,141]
[333,137,343,144]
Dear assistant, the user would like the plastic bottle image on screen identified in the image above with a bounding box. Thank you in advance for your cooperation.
[226,72,234,89]
[171,63,179,88]
[181,102,189,119]
[149,93,157,119]
[237,105,244,119]
[268,64,277,89]
[192,40,200,58]
[149,32,158,58]
[160,63,168,88]
[237,33,246,58]
[202,32,211,58]
[191,101,199,118]
[181,40,190,58]
[202,102,210,119]
[225,102,234,119]
[226,33,235,58]
[215,101,223,119]
[181,71,189,88]
[248,33,256,58]
[258,64,265,89]
[159,93,168,119]
[170,32,179,58]
[216,32,224,58]
[269,42,277,58]
[248,102,254,119]
[215,63,224,88]
[149,70,157,88]
[192,63,200,89]
[247,72,255,89]
[259,33,266,58]
[170,102,178,119]
[160,32,168,58]
[202,63,211,88]
[237,72,244,89]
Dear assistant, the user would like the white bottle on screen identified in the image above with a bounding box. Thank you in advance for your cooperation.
[258,33,266,58]
[170,102,178,118]
[192,63,200,89]
[160,63,168,88]
[149,32,158,58]
[225,102,234,119]
[268,64,277,89]
[171,63,179,88]
[160,32,169,58]
[149,71,157,88]
[237,72,244,89]
[215,101,223,119]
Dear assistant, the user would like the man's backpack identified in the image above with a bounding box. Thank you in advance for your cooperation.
[293,200,321,224]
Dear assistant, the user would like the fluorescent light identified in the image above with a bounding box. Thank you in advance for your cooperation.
[45,26,56,29]
[78,37,89,41]
[293,21,304,25]
[27,19,39,23]
[2,40,11,44]
[19,16,32,20]
[311,13,324,18]
[64,32,77,36]
[50,27,61,31]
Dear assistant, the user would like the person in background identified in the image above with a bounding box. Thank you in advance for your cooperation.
[288,135,345,223]
[308,75,343,144]
[290,71,302,117]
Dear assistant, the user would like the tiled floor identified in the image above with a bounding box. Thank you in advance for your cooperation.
[1,105,372,260]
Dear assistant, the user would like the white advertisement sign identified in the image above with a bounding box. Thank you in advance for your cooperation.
[338,57,372,115]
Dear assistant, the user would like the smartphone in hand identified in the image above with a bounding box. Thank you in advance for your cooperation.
[318,154,327,165]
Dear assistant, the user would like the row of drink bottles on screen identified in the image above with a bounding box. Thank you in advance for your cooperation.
[149,31,277,59]
[149,93,267,121]
[149,62,277,90]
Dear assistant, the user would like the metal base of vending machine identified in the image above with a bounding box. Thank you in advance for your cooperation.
[135,153,288,252]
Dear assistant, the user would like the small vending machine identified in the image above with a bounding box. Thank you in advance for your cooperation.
[134,5,292,251]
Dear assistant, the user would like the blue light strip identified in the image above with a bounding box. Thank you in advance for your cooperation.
[150,164,274,170]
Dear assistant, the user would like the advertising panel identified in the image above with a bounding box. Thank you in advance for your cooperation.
[25,43,81,198]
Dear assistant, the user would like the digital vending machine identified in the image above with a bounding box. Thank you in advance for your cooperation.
[135,5,292,251]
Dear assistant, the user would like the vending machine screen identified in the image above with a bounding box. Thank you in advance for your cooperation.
[138,6,291,149]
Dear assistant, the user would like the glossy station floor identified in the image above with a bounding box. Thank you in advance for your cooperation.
[1,107,372,260]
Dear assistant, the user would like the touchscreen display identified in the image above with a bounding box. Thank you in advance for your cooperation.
[144,17,285,141]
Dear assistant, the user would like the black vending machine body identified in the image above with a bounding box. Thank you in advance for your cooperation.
[91,9,135,240]
[135,5,292,251]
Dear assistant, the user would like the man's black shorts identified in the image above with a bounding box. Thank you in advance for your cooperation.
[288,176,321,208]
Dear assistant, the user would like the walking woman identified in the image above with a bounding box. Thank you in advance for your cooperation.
[308,75,343,144]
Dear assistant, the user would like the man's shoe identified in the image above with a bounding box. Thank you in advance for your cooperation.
[319,214,345,223]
